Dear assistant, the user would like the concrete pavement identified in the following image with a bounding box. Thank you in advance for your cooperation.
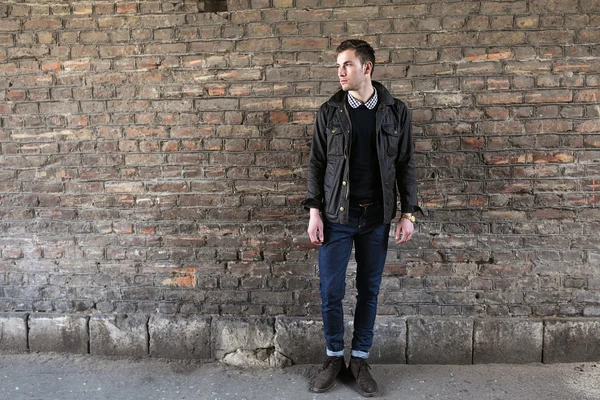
[0,353,599,400]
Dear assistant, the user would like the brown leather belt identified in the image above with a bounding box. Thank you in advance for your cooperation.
[358,201,377,207]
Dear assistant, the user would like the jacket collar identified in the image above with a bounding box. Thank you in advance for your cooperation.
[327,81,394,108]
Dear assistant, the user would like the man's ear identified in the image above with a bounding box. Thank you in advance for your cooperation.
[363,61,373,76]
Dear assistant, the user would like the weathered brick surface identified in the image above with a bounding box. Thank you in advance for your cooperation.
[0,0,598,340]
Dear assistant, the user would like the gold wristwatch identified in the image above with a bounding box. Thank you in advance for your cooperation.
[401,214,416,223]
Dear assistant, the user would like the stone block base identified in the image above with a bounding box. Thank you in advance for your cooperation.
[2,313,600,366]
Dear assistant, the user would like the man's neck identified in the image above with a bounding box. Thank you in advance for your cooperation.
[348,83,375,104]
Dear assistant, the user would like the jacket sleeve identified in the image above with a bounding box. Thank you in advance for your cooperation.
[395,104,423,215]
[301,103,329,211]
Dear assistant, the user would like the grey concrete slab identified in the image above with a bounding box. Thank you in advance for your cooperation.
[0,353,600,400]
[407,318,473,364]
[544,319,600,363]
[370,317,407,364]
[474,319,543,364]
[149,315,211,360]
[90,314,149,357]
[0,313,28,352]
[29,314,89,354]
[275,317,325,364]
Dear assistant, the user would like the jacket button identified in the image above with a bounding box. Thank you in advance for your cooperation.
[342,181,347,186]
[340,207,345,212]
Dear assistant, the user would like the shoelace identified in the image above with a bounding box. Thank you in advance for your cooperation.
[354,359,372,378]
[322,358,337,371]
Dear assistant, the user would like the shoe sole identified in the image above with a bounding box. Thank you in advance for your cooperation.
[356,386,378,397]
[310,382,335,393]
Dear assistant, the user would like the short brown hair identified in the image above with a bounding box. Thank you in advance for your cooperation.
[336,39,375,76]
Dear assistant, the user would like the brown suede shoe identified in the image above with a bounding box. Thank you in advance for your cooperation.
[349,357,378,397]
[310,356,347,393]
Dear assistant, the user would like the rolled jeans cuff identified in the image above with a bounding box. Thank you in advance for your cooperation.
[326,348,344,357]
[351,350,369,359]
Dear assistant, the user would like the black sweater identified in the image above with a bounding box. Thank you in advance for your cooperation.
[348,104,382,205]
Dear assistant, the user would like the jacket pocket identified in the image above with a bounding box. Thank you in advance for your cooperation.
[324,157,343,216]
[382,124,400,157]
[326,124,345,157]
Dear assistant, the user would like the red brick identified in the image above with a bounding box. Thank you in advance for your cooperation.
[281,37,328,51]
[531,0,578,13]
[240,98,283,111]
[430,32,478,46]
[99,45,140,58]
[80,31,108,44]
[236,38,280,52]
[117,2,138,13]
[380,33,427,48]
[479,32,526,46]
[524,90,572,103]
[23,18,61,30]
[576,120,600,133]
[290,9,334,22]
[269,112,289,123]
[383,264,407,276]
[476,92,522,105]
[148,182,188,192]
[481,1,526,15]
[484,154,531,165]
[532,152,574,164]
[462,137,485,149]
[457,62,502,75]
[407,63,453,77]
[107,100,150,112]
[145,43,186,54]
[216,69,262,81]
[435,1,480,16]
[574,89,600,102]
[528,30,574,45]
[125,126,168,138]
[526,119,572,133]
[516,16,539,29]
[504,61,553,74]
[333,6,378,20]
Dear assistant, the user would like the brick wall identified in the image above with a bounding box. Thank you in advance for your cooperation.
[1,0,599,321]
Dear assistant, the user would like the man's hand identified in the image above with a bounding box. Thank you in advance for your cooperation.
[307,208,324,245]
[395,215,414,244]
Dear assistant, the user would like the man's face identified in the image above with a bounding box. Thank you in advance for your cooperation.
[336,49,371,92]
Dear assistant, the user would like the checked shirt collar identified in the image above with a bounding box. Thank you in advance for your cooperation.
[347,88,378,109]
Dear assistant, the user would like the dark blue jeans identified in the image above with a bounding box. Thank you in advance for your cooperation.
[318,202,390,359]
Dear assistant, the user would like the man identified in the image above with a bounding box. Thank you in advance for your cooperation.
[301,39,421,397]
